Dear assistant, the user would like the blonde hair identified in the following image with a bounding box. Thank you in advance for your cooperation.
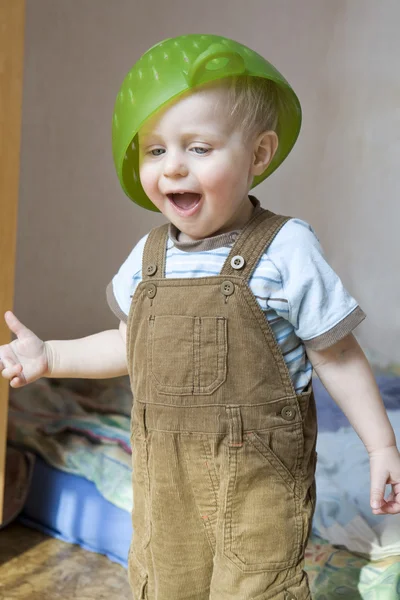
[212,76,281,142]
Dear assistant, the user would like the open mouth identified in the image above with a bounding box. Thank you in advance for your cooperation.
[167,192,202,214]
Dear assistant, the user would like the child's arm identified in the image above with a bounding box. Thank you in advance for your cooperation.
[45,319,128,379]
[0,311,128,387]
[307,333,400,515]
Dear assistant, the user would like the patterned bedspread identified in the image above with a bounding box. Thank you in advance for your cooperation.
[8,376,134,511]
[306,535,400,599]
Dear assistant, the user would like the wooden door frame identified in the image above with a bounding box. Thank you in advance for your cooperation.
[0,0,26,523]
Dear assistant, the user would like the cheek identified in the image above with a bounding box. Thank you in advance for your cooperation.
[139,163,157,195]
[201,158,247,192]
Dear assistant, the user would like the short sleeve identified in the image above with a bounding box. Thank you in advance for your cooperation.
[270,219,366,350]
[106,233,148,322]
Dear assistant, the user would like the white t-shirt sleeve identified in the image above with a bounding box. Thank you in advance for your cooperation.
[106,233,148,322]
[270,219,365,349]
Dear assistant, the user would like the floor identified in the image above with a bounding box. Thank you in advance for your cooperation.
[0,523,131,599]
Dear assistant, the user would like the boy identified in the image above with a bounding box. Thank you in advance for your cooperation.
[1,35,400,600]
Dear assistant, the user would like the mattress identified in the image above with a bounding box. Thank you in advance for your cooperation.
[20,456,132,567]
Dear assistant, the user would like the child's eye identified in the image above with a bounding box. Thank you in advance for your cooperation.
[149,148,165,156]
[190,146,210,155]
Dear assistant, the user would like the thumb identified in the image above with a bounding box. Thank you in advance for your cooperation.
[4,311,31,340]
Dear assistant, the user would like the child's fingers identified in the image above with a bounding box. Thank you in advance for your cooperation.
[370,485,386,510]
[10,376,24,388]
[4,311,30,339]
[371,483,400,514]
[0,348,10,371]
[1,358,23,380]
[373,500,400,515]
[0,354,10,374]
[386,490,395,503]
[369,469,398,511]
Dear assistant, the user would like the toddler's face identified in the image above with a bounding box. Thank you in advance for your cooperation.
[138,85,256,241]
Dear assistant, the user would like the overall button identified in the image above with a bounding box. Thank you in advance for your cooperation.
[231,255,245,270]
[281,406,296,421]
[221,280,234,296]
[146,263,157,276]
[146,283,157,299]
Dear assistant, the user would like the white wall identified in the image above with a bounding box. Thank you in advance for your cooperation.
[15,0,400,364]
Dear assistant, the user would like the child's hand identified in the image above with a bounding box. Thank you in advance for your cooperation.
[369,445,400,514]
[0,311,49,387]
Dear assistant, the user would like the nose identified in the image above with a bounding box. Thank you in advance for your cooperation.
[163,150,188,178]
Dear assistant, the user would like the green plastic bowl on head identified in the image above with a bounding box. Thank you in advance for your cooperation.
[112,34,302,212]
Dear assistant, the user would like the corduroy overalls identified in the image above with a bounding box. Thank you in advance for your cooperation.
[126,207,317,600]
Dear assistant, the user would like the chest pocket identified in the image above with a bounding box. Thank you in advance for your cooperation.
[147,315,227,396]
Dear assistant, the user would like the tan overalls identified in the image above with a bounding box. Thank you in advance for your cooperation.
[126,207,317,600]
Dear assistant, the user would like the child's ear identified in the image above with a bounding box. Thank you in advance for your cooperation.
[251,131,279,176]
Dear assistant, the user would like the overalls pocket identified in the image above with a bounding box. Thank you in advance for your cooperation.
[148,315,227,395]
[223,426,303,572]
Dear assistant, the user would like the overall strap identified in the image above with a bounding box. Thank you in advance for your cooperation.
[142,223,169,280]
[219,208,291,282]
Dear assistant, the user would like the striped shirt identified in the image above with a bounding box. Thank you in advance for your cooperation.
[107,216,365,393]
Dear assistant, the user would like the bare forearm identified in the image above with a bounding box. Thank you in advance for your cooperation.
[45,328,128,379]
[307,334,396,453]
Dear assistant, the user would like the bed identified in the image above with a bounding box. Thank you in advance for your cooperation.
[6,364,400,599]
